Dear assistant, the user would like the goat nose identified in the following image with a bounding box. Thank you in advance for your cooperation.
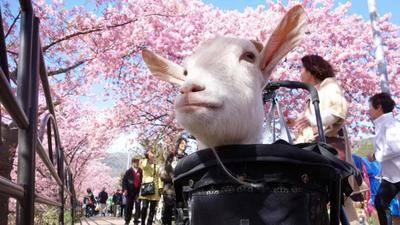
[180,84,205,94]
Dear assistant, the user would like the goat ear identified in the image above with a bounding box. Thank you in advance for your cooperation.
[260,5,307,78]
[142,49,185,85]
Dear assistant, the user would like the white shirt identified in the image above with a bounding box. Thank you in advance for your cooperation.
[373,113,400,183]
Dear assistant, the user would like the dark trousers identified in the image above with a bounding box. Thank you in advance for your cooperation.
[161,195,175,225]
[141,199,158,225]
[125,195,141,224]
[121,204,125,217]
[375,180,400,225]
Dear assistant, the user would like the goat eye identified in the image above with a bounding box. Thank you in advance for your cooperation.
[240,52,256,63]
[183,70,188,76]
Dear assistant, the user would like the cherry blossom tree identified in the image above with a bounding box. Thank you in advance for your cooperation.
[100,0,400,140]
[75,160,118,199]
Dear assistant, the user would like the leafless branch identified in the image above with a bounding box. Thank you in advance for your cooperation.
[43,12,178,52]
[47,58,91,76]
[66,136,89,162]
[4,11,21,39]
[43,19,136,52]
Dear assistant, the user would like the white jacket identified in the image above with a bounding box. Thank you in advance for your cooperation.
[374,113,400,183]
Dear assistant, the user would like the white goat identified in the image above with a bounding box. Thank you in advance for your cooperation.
[142,5,307,150]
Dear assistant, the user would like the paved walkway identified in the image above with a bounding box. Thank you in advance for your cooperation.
[76,217,125,225]
[76,217,162,225]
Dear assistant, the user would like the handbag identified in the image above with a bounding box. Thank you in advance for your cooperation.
[140,164,156,196]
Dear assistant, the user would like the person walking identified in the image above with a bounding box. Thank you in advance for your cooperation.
[98,187,109,216]
[161,137,187,225]
[107,193,114,216]
[139,149,163,225]
[84,188,95,217]
[113,189,123,217]
[123,157,143,225]
[367,92,400,225]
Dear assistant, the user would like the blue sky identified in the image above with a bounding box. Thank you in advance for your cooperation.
[202,0,399,25]
[60,0,400,25]
[7,1,399,28]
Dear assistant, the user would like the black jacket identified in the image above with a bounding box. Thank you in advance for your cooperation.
[113,192,123,205]
[122,167,143,197]
[98,191,108,204]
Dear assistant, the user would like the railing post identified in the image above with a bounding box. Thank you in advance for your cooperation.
[69,173,75,225]
[15,10,33,225]
[0,6,10,81]
[16,12,40,225]
[58,148,65,225]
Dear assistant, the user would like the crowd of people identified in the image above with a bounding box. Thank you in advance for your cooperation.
[83,55,399,225]
[82,187,125,218]
[83,137,189,225]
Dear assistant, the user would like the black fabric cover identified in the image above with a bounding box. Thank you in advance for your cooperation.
[173,141,356,225]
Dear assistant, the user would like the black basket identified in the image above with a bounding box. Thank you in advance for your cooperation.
[174,142,355,225]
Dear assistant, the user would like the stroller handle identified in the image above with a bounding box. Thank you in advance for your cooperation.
[264,81,326,143]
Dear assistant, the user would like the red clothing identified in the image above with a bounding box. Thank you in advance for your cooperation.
[122,167,142,197]
[132,168,141,189]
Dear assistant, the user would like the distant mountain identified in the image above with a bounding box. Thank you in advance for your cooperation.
[102,152,128,179]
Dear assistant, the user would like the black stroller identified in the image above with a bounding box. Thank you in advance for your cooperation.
[173,81,357,225]
[83,196,95,217]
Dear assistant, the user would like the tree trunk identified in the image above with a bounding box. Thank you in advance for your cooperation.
[0,123,18,225]
[367,0,391,94]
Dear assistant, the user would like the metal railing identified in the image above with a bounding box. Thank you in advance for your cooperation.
[0,1,78,224]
